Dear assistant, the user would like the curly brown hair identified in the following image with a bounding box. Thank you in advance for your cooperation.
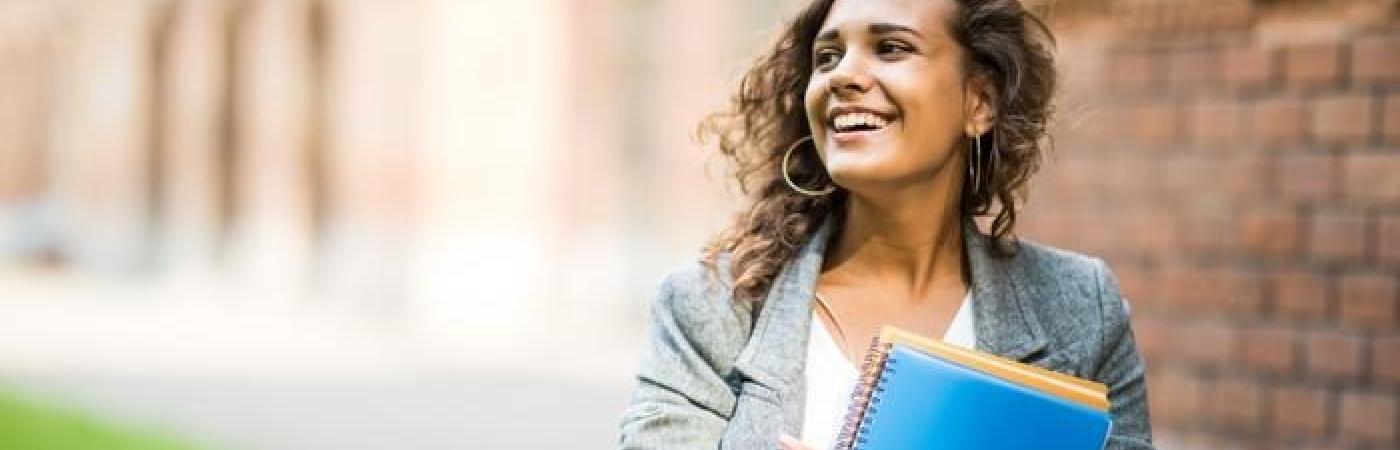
[698,0,1058,304]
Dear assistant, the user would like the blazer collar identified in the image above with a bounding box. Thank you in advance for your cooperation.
[963,219,1051,361]
[732,214,1050,394]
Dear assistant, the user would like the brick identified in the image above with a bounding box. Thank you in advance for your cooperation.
[1175,216,1234,257]
[1240,325,1297,374]
[1254,96,1308,147]
[1353,33,1400,84]
[1223,45,1275,91]
[1156,431,1219,449]
[1276,152,1335,203]
[1343,152,1400,205]
[1381,213,1400,265]
[1134,316,1170,361]
[1161,267,1263,318]
[1130,102,1180,144]
[1284,43,1343,89]
[1112,266,1158,312]
[1307,210,1368,263]
[1238,208,1299,258]
[1161,268,1211,315]
[1180,321,1237,367]
[1169,47,1219,89]
[1273,270,1330,321]
[1025,213,1076,250]
[1271,384,1332,438]
[1064,158,1105,196]
[1207,376,1265,433]
[1386,94,1400,144]
[1339,390,1397,442]
[1227,153,1269,200]
[1118,212,1174,259]
[1110,50,1161,92]
[1199,434,1253,450]
[1070,212,1115,258]
[1304,330,1366,379]
[1039,162,1081,204]
[1219,269,1266,317]
[1163,157,1218,204]
[1149,369,1201,426]
[1338,272,1397,328]
[1312,94,1374,145]
[1189,99,1244,145]
[1374,333,1400,384]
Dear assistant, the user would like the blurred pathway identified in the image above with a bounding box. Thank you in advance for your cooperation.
[0,268,645,450]
[11,373,630,450]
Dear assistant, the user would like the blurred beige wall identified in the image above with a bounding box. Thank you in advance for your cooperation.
[0,0,802,380]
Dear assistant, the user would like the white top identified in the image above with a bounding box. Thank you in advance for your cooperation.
[800,291,976,449]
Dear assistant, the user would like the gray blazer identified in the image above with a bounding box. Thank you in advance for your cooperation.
[620,216,1154,449]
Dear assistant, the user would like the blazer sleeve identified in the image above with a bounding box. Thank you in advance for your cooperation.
[618,273,736,449]
[1092,259,1156,450]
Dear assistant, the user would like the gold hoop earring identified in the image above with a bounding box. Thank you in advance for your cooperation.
[782,136,836,196]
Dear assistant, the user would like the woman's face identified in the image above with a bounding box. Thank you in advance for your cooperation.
[803,0,991,192]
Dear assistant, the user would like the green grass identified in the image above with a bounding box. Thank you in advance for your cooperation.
[0,389,205,450]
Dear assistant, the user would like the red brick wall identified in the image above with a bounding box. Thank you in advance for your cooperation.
[1023,1,1399,449]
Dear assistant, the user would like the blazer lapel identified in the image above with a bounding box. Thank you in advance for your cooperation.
[731,214,835,435]
[964,219,1050,362]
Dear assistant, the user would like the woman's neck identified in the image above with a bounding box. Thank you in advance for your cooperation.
[823,183,968,304]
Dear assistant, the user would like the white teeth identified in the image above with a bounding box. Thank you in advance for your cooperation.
[832,112,889,131]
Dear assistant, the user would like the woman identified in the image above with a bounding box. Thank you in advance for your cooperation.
[620,0,1153,449]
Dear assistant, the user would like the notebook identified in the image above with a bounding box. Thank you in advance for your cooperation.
[832,326,1113,450]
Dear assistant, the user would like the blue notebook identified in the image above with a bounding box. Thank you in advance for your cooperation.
[833,327,1112,450]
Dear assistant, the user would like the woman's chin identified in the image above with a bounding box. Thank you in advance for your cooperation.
[826,166,899,190]
[825,155,896,179]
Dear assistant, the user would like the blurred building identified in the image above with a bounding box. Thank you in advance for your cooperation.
[0,0,1395,449]
[0,0,794,448]
[0,0,774,373]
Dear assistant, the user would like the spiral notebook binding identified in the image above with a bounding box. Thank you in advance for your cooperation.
[832,338,894,450]
[848,362,897,450]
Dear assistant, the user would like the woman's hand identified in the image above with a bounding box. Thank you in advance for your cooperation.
[777,434,818,450]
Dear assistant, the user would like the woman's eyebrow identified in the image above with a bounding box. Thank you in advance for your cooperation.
[869,22,923,38]
[815,22,922,43]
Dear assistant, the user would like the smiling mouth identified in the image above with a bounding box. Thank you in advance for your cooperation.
[830,112,893,134]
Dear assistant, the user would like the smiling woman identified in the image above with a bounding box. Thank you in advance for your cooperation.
[699,0,1056,308]
[620,1,1153,449]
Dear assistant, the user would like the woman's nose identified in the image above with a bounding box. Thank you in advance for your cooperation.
[828,56,873,97]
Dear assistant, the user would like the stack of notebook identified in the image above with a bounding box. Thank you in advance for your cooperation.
[833,326,1112,450]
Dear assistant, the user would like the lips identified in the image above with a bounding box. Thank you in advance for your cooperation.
[832,112,889,132]
[827,106,897,141]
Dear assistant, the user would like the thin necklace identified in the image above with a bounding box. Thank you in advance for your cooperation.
[812,292,855,361]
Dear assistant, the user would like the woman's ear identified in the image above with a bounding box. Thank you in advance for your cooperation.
[962,72,997,136]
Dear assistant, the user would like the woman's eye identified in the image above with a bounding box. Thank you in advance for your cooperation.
[877,40,911,55]
[814,48,841,69]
